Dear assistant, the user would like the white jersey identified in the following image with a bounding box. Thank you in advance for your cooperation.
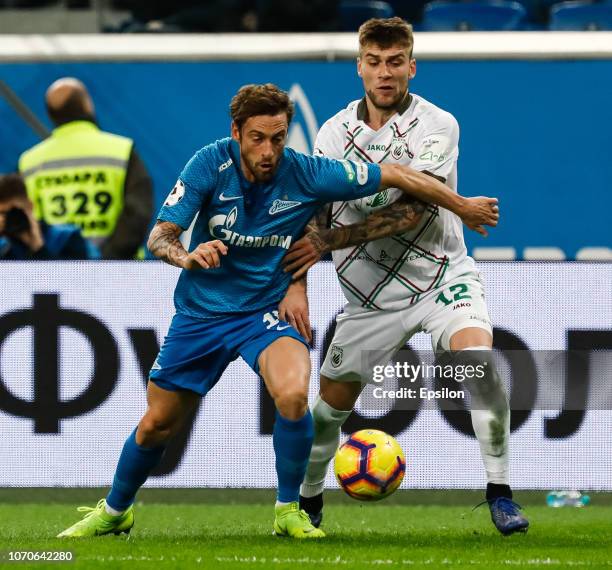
[315,93,477,311]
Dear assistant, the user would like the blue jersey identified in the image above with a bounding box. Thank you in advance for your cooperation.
[157,137,381,318]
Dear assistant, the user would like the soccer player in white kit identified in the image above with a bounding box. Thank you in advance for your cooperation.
[280,17,529,535]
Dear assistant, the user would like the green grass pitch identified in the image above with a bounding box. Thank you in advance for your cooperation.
[0,489,610,569]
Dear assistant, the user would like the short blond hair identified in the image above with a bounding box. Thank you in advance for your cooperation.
[358,17,414,56]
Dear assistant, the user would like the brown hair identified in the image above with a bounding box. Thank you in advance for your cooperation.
[0,173,27,202]
[358,17,414,56]
[230,83,294,130]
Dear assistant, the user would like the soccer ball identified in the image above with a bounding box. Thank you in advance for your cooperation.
[334,429,406,501]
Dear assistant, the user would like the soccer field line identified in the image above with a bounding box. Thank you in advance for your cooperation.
[212,556,602,566]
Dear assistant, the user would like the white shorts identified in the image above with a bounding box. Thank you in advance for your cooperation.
[321,272,493,382]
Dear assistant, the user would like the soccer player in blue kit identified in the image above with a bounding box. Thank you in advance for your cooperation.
[58,84,498,539]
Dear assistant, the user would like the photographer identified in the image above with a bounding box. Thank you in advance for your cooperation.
[0,174,99,260]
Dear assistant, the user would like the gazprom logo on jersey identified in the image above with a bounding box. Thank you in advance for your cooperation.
[208,207,292,249]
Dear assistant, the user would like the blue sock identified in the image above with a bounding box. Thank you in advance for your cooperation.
[106,428,165,511]
[273,410,314,503]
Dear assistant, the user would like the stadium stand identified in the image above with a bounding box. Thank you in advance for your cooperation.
[422,0,528,30]
[1,0,612,31]
[549,0,612,30]
[339,0,394,31]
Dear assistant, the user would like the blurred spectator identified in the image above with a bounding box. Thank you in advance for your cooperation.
[108,0,339,32]
[256,0,339,32]
[0,173,99,260]
[108,0,256,32]
[0,1,58,7]
[18,78,153,259]
[387,0,429,24]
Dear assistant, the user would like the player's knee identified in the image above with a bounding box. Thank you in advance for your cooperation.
[320,375,361,411]
[274,388,308,420]
[137,413,178,446]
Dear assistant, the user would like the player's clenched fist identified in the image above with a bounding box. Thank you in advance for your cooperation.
[460,197,499,237]
[183,240,228,270]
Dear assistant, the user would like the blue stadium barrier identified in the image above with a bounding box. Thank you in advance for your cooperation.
[549,1,612,30]
[340,0,395,31]
[422,0,528,30]
[1,59,610,259]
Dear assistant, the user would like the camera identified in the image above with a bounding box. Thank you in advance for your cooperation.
[3,207,31,236]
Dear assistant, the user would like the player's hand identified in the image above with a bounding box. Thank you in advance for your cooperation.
[278,280,312,344]
[460,197,499,237]
[182,240,228,270]
[283,230,329,279]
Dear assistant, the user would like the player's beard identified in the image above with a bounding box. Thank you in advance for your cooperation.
[242,153,279,183]
[366,87,408,111]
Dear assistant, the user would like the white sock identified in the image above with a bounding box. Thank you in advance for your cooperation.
[470,408,510,484]
[300,396,352,498]
[463,346,510,485]
[105,503,125,517]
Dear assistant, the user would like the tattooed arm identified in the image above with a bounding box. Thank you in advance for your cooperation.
[147,220,227,270]
[277,196,419,338]
[283,195,426,279]
[315,196,424,253]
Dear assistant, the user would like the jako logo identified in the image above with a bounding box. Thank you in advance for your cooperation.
[208,207,292,249]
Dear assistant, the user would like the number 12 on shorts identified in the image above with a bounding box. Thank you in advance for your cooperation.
[435,283,471,306]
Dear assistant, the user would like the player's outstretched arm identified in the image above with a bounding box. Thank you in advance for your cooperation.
[148,220,227,270]
[283,196,425,279]
[379,164,499,236]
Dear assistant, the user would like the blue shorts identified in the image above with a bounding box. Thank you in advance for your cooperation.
[149,305,307,396]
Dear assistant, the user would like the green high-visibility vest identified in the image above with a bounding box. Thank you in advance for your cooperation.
[19,121,133,240]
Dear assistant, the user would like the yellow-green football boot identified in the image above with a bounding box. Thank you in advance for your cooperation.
[57,499,134,538]
[273,502,325,539]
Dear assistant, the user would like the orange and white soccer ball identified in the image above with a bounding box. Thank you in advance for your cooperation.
[334,429,406,501]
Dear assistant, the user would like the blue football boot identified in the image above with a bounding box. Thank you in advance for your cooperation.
[486,497,529,535]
